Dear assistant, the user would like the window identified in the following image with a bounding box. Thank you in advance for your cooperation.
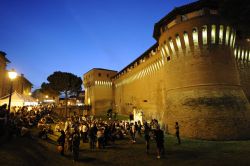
[98,73,101,77]
[107,74,109,78]
[192,28,199,46]
[234,48,237,58]
[225,26,230,45]
[181,15,188,21]
[229,29,234,47]
[175,35,182,50]
[183,31,190,49]
[164,41,170,56]
[219,25,224,44]
[169,38,175,54]
[237,48,241,60]
[202,25,207,45]
[211,25,216,44]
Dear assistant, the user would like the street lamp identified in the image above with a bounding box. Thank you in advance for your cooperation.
[8,69,17,113]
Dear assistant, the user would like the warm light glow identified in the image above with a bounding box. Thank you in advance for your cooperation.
[225,26,230,45]
[45,95,48,98]
[169,39,175,54]
[183,32,190,49]
[202,25,207,45]
[28,92,32,96]
[8,69,17,80]
[219,25,224,44]
[211,25,216,44]
[192,28,199,46]
[176,35,182,50]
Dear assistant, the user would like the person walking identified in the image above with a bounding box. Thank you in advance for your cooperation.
[72,127,81,162]
[57,130,66,156]
[154,125,164,159]
[144,122,151,153]
[175,122,181,144]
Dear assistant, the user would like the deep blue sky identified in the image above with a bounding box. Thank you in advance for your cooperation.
[0,0,196,89]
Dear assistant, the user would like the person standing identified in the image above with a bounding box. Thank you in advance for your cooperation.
[72,127,80,162]
[144,122,151,153]
[57,130,66,156]
[154,125,164,159]
[175,122,181,144]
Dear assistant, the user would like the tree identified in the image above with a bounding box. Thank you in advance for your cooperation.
[219,0,250,38]
[42,71,82,117]
[40,83,60,98]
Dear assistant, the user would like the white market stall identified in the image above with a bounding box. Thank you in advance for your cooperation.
[0,91,38,107]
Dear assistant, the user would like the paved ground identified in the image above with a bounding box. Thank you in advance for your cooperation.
[1,129,250,166]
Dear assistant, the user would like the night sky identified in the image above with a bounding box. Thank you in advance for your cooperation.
[0,0,196,90]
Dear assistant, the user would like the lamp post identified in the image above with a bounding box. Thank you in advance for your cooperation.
[7,69,17,114]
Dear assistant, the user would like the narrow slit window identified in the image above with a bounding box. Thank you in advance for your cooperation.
[183,31,190,48]
[176,35,182,50]
[219,25,224,44]
[164,41,170,56]
[237,48,241,60]
[211,25,216,44]
[229,29,234,47]
[225,26,230,45]
[232,31,236,47]
[192,28,199,46]
[202,25,207,45]
[169,38,175,54]
[234,48,237,58]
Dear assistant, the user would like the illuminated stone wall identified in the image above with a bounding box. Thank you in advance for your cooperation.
[113,11,250,140]
[84,2,250,140]
[83,69,117,115]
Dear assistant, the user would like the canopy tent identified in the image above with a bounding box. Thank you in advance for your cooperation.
[0,91,38,107]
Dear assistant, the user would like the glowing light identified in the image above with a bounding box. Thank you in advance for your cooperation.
[183,32,190,49]
[192,28,199,46]
[211,25,216,44]
[202,25,207,45]
[219,25,224,45]
[176,35,182,50]
[225,26,230,45]
[8,69,17,80]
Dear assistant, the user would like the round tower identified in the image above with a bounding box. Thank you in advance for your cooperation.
[154,0,250,140]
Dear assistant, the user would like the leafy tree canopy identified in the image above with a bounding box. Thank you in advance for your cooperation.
[43,71,82,97]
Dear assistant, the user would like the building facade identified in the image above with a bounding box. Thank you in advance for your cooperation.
[83,68,117,115]
[0,51,32,98]
[84,0,250,140]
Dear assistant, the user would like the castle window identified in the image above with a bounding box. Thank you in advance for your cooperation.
[233,31,236,47]
[183,31,190,49]
[248,50,250,61]
[219,25,224,44]
[237,48,241,60]
[167,56,171,61]
[244,50,248,61]
[169,38,175,54]
[107,74,109,78]
[229,29,234,47]
[98,73,101,77]
[202,25,207,45]
[211,25,216,44]
[192,28,199,46]
[175,35,182,50]
[225,26,230,45]
[163,41,170,56]
[234,48,237,58]
[181,15,188,21]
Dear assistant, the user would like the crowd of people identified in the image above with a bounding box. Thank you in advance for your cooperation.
[0,104,181,161]
[0,104,54,140]
[53,114,175,161]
